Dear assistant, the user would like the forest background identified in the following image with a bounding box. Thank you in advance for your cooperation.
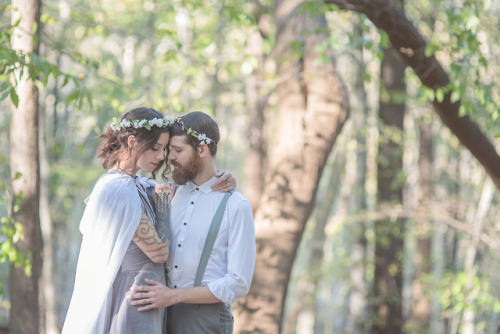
[1,0,500,333]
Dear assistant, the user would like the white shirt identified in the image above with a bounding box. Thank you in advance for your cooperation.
[166,176,256,306]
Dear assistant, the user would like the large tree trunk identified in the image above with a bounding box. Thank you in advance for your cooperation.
[9,0,43,333]
[233,0,349,332]
[325,0,500,190]
[372,29,406,333]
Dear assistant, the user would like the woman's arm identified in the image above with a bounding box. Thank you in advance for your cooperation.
[132,187,172,263]
[211,170,237,192]
[132,210,170,264]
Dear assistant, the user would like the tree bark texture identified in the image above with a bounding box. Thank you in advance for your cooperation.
[244,23,268,211]
[233,0,349,332]
[324,0,500,190]
[9,0,43,333]
[372,43,406,333]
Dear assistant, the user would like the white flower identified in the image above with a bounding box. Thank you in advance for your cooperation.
[110,115,175,132]
[164,116,174,124]
[149,118,162,127]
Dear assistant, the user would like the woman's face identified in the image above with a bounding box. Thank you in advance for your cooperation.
[136,132,170,173]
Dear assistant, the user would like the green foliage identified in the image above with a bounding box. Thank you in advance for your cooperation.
[0,18,88,108]
[412,0,500,133]
[0,170,32,297]
[436,271,500,324]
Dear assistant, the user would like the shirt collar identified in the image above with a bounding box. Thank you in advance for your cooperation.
[185,176,217,194]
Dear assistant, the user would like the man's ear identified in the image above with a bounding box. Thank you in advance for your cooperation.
[198,144,210,157]
[127,135,136,148]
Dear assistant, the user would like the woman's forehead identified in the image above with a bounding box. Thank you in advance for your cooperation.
[156,132,170,146]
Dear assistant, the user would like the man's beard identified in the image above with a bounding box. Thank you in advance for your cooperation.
[171,154,203,185]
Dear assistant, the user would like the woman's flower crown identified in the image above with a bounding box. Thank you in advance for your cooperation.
[174,117,214,146]
[110,116,175,131]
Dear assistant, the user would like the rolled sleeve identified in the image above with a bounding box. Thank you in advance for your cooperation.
[207,197,255,305]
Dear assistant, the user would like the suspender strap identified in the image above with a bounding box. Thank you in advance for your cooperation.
[194,191,233,287]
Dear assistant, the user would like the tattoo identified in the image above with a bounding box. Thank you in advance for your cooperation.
[132,212,170,261]
[155,191,171,243]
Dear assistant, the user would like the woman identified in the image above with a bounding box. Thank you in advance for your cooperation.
[62,107,235,334]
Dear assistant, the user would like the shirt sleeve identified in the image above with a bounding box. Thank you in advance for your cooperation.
[207,195,256,305]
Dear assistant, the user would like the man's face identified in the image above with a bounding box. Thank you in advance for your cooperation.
[168,135,202,185]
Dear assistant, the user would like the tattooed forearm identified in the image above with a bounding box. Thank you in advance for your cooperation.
[132,212,170,263]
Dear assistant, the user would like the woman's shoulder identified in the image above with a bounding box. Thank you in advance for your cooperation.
[91,171,139,201]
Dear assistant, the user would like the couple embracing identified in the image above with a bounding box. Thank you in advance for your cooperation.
[62,108,256,334]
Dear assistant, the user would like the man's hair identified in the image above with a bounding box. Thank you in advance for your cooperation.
[170,111,220,156]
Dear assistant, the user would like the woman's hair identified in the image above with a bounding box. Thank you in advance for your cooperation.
[97,107,170,181]
[170,111,220,156]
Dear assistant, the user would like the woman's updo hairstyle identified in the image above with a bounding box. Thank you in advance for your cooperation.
[97,107,170,181]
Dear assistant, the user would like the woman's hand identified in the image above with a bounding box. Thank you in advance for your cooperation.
[212,170,236,192]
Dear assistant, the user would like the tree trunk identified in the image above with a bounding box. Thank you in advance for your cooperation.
[346,17,370,334]
[244,21,268,211]
[233,0,349,332]
[9,0,43,333]
[461,177,495,333]
[283,153,344,334]
[39,88,58,334]
[408,115,433,331]
[325,0,500,190]
[372,34,406,333]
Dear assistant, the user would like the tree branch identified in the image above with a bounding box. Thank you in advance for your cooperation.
[325,0,500,190]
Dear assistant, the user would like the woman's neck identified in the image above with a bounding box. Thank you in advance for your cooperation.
[113,163,137,177]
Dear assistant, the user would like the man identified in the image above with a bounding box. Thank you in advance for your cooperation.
[129,111,256,333]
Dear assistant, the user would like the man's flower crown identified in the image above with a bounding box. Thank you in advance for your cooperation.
[174,117,214,146]
[110,116,175,131]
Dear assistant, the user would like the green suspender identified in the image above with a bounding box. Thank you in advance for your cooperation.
[194,191,234,287]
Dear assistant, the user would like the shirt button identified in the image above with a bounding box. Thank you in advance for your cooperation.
[174,285,177,289]
[175,265,178,268]
[183,222,187,226]
[191,201,194,204]
[177,244,181,247]
[196,187,199,191]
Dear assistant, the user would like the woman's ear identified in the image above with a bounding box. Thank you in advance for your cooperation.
[127,135,136,148]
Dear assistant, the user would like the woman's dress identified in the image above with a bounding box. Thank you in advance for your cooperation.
[106,180,167,333]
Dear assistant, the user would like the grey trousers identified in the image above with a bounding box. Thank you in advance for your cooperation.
[166,302,233,334]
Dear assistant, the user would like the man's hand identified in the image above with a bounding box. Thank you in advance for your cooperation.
[128,278,177,311]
